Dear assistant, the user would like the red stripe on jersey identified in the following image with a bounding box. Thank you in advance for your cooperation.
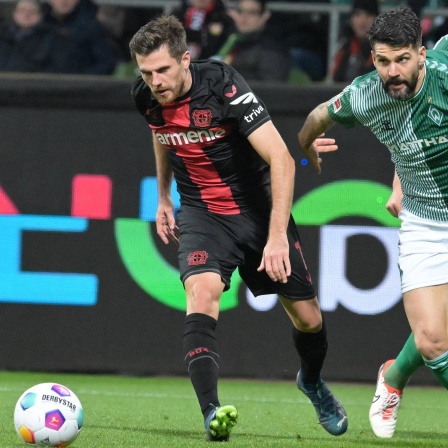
[162,100,191,126]
[158,101,240,214]
[174,135,240,214]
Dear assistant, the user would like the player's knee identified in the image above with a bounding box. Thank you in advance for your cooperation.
[187,293,218,316]
[292,316,322,333]
[414,330,448,359]
[186,279,222,317]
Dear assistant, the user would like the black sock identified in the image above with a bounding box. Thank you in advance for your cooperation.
[292,320,328,384]
[183,313,220,419]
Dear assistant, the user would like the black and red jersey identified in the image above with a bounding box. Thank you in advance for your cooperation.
[132,59,272,215]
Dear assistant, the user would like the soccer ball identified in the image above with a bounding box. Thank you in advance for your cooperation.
[14,383,84,447]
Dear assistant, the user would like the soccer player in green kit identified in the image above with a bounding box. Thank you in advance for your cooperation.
[297,7,448,439]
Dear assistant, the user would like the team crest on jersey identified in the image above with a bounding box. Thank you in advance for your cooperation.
[192,109,212,128]
[428,105,443,126]
[187,251,208,266]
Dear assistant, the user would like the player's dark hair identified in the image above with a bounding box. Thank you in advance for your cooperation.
[367,7,422,50]
[129,15,188,62]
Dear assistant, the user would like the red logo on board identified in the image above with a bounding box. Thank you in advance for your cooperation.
[192,109,212,128]
[187,251,209,265]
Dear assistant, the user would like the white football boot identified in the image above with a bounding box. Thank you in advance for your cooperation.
[369,359,403,438]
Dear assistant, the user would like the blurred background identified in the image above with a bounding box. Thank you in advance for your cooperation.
[0,0,446,386]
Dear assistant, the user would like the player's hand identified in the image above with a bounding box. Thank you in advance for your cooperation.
[155,202,179,245]
[386,189,403,218]
[314,135,338,153]
[257,234,291,283]
[301,134,338,174]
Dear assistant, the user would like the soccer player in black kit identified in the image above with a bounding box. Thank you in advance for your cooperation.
[129,15,348,442]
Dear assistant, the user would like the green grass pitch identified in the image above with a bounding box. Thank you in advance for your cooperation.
[0,371,446,447]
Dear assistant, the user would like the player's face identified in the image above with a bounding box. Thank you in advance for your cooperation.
[136,45,191,105]
[372,44,426,100]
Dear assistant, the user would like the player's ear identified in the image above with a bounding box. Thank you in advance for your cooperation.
[182,51,190,69]
[418,46,426,68]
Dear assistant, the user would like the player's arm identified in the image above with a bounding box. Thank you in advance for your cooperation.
[386,170,403,218]
[248,120,294,284]
[298,101,337,174]
[152,133,179,244]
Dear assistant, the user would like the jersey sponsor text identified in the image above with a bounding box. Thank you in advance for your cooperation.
[388,134,448,152]
[244,105,265,123]
[155,128,227,146]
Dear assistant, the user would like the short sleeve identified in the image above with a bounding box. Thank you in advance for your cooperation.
[218,64,271,136]
[327,85,360,129]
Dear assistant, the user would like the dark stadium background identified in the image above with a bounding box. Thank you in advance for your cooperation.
[0,75,436,386]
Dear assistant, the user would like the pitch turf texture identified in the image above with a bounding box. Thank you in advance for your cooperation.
[0,371,445,448]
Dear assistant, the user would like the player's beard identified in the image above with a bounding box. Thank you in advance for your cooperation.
[152,77,188,105]
[383,70,419,100]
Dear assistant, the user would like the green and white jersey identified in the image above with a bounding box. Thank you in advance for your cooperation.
[327,49,448,221]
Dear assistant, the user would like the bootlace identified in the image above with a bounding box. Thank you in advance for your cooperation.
[380,392,400,419]
[315,385,338,415]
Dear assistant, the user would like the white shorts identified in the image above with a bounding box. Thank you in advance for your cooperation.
[398,209,448,294]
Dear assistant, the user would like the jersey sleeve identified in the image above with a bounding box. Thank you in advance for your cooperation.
[217,62,271,136]
[327,84,360,129]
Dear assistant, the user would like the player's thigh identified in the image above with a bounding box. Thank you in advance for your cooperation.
[239,216,315,299]
[404,284,448,341]
[185,272,225,319]
[398,209,448,293]
[272,217,315,299]
[177,206,243,291]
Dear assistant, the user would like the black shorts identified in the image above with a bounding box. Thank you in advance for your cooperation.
[177,206,316,300]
